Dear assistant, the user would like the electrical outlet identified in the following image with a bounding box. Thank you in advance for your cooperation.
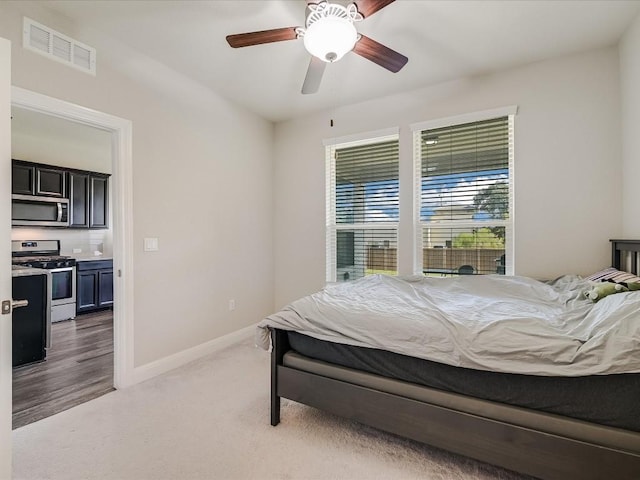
[72,248,82,254]
[228,299,236,311]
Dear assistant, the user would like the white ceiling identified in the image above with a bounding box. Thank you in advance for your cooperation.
[39,0,640,122]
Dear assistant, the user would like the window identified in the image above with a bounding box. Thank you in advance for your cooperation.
[414,113,515,276]
[326,134,399,282]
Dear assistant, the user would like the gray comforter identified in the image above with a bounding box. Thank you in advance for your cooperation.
[256,274,640,376]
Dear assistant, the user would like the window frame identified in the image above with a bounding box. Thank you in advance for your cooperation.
[325,129,400,283]
[411,106,517,276]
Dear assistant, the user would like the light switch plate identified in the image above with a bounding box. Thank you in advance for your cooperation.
[144,237,159,251]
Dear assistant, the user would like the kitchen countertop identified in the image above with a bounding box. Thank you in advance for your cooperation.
[11,265,49,277]
[73,255,113,262]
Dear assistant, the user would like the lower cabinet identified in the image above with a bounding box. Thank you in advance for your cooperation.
[12,272,48,367]
[76,259,113,314]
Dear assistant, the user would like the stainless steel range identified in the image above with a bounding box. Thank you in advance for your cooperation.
[11,240,76,323]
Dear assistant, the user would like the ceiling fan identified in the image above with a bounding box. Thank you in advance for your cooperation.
[226,0,408,94]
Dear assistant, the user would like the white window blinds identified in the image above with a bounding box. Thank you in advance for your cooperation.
[415,116,514,276]
[326,135,399,282]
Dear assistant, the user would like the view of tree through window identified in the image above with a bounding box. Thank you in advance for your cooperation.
[326,116,513,283]
[418,116,512,276]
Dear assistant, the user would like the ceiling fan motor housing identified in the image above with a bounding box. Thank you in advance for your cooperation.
[300,2,363,62]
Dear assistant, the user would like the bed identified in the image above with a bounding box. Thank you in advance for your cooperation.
[257,239,640,480]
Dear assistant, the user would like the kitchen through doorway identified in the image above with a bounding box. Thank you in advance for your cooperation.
[9,90,133,428]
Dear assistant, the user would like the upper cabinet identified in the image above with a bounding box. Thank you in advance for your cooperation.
[90,174,109,229]
[68,170,109,229]
[12,160,66,197]
[13,159,110,229]
[36,166,66,197]
[11,162,35,195]
[68,171,89,228]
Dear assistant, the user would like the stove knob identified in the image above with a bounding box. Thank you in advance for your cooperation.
[56,261,63,268]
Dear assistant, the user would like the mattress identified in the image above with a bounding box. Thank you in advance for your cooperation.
[287,331,640,432]
[259,274,640,376]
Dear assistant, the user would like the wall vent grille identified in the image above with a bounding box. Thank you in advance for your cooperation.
[23,17,96,75]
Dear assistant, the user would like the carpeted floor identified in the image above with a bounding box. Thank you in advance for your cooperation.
[12,336,530,480]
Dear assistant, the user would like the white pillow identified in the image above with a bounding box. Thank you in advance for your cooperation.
[585,267,640,284]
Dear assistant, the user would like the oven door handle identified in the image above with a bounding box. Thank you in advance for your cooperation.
[57,202,63,222]
[48,267,74,273]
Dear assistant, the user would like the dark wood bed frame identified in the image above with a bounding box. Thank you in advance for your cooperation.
[269,240,640,480]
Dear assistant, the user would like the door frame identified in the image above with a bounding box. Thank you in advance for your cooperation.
[1,36,12,480]
[11,86,135,388]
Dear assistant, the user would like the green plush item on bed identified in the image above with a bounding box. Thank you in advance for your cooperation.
[584,282,629,302]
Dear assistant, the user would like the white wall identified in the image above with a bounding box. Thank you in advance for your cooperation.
[12,107,112,173]
[620,13,640,237]
[0,2,274,367]
[274,48,622,308]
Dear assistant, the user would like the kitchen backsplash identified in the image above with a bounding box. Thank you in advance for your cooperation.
[10,228,112,257]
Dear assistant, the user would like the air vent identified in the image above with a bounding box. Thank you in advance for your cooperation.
[23,17,96,75]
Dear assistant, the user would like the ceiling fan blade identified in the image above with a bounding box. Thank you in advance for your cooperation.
[226,27,298,48]
[352,34,408,73]
[353,0,395,18]
[301,56,327,94]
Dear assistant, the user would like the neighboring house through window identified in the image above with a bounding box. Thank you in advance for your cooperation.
[324,107,516,284]
[413,107,516,276]
[325,132,399,282]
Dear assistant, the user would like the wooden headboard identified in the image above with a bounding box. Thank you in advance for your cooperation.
[610,239,640,274]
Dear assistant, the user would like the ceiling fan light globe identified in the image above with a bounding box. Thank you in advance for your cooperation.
[303,16,357,63]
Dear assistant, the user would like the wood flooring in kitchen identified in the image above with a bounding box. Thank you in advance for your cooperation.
[12,309,114,429]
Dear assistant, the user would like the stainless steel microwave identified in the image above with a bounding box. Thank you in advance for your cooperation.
[12,194,70,227]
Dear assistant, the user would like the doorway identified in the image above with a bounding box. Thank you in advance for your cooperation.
[10,88,134,414]
[11,106,115,427]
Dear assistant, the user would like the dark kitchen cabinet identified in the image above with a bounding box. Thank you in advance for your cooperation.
[13,160,110,229]
[69,172,89,228]
[90,174,109,229]
[69,171,109,229]
[12,271,48,367]
[12,162,35,195]
[12,160,66,197]
[36,166,66,197]
[76,259,114,314]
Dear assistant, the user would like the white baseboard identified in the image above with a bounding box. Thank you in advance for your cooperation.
[125,324,256,387]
